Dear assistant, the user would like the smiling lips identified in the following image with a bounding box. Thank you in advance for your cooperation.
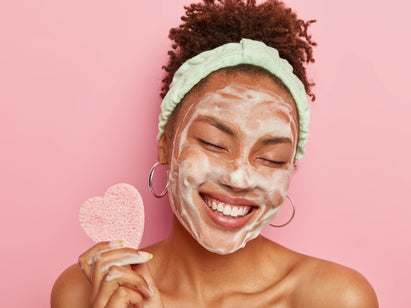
[205,197,251,217]
[201,193,257,228]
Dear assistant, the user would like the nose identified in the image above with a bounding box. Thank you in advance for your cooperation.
[219,160,256,192]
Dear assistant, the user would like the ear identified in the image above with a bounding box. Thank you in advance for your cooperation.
[157,134,169,165]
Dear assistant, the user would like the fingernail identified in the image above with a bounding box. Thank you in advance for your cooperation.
[138,286,155,298]
[137,251,153,262]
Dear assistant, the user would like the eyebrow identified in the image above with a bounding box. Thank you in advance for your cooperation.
[196,116,235,136]
[261,137,293,145]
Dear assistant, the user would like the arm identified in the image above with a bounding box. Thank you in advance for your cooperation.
[51,264,91,308]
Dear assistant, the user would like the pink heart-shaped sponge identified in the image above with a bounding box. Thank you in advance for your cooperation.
[79,183,144,248]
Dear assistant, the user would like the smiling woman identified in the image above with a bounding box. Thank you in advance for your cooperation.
[161,70,298,254]
[51,0,378,307]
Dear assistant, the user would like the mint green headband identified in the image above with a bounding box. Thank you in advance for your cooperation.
[158,38,310,160]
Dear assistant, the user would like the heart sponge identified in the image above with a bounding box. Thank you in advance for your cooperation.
[79,183,144,248]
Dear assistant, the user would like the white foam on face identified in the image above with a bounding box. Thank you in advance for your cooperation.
[167,82,297,254]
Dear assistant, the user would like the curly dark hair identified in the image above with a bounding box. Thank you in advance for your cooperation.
[161,0,316,100]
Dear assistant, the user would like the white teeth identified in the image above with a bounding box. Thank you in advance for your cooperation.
[205,198,251,218]
[238,207,245,216]
[212,201,217,210]
[232,207,238,217]
[217,203,224,212]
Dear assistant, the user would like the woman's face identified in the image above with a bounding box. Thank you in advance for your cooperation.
[159,70,299,254]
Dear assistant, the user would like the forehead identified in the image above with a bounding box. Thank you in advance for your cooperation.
[176,70,298,131]
[196,82,294,126]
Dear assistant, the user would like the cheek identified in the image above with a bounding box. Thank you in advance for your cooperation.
[260,169,292,206]
[271,190,285,207]
[174,147,214,187]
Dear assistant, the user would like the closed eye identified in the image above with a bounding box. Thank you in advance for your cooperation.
[198,138,226,151]
[259,157,286,166]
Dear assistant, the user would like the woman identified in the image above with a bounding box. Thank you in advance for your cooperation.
[51,0,378,306]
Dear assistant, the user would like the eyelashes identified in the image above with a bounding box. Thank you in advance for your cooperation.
[198,138,287,166]
[258,158,286,166]
[197,138,227,151]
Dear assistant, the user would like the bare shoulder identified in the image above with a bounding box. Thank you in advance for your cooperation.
[292,256,379,307]
[50,263,91,308]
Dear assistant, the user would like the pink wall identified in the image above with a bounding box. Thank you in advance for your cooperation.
[1,0,410,306]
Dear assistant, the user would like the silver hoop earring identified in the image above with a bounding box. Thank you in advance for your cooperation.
[269,195,295,228]
[148,162,168,198]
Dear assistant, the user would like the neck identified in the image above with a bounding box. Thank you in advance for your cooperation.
[154,216,273,299]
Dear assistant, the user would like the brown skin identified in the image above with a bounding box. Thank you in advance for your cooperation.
[51,71,378,307]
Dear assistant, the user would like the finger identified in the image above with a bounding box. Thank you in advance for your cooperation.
[105,285,144,308]
[132,261,157,296]
[91,249,153,301]
[131,261,166,307]
[93,265,155,307]
[78,240,124,280]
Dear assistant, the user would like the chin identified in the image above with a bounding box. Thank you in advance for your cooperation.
[194,224,263,255]
[201,241,247,255]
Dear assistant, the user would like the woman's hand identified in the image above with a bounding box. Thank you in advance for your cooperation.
[78,241,163,307]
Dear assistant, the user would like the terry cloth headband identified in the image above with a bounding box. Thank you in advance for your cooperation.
[157,38,310,160]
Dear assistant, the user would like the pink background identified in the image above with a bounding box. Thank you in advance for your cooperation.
[1,0,410,306]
